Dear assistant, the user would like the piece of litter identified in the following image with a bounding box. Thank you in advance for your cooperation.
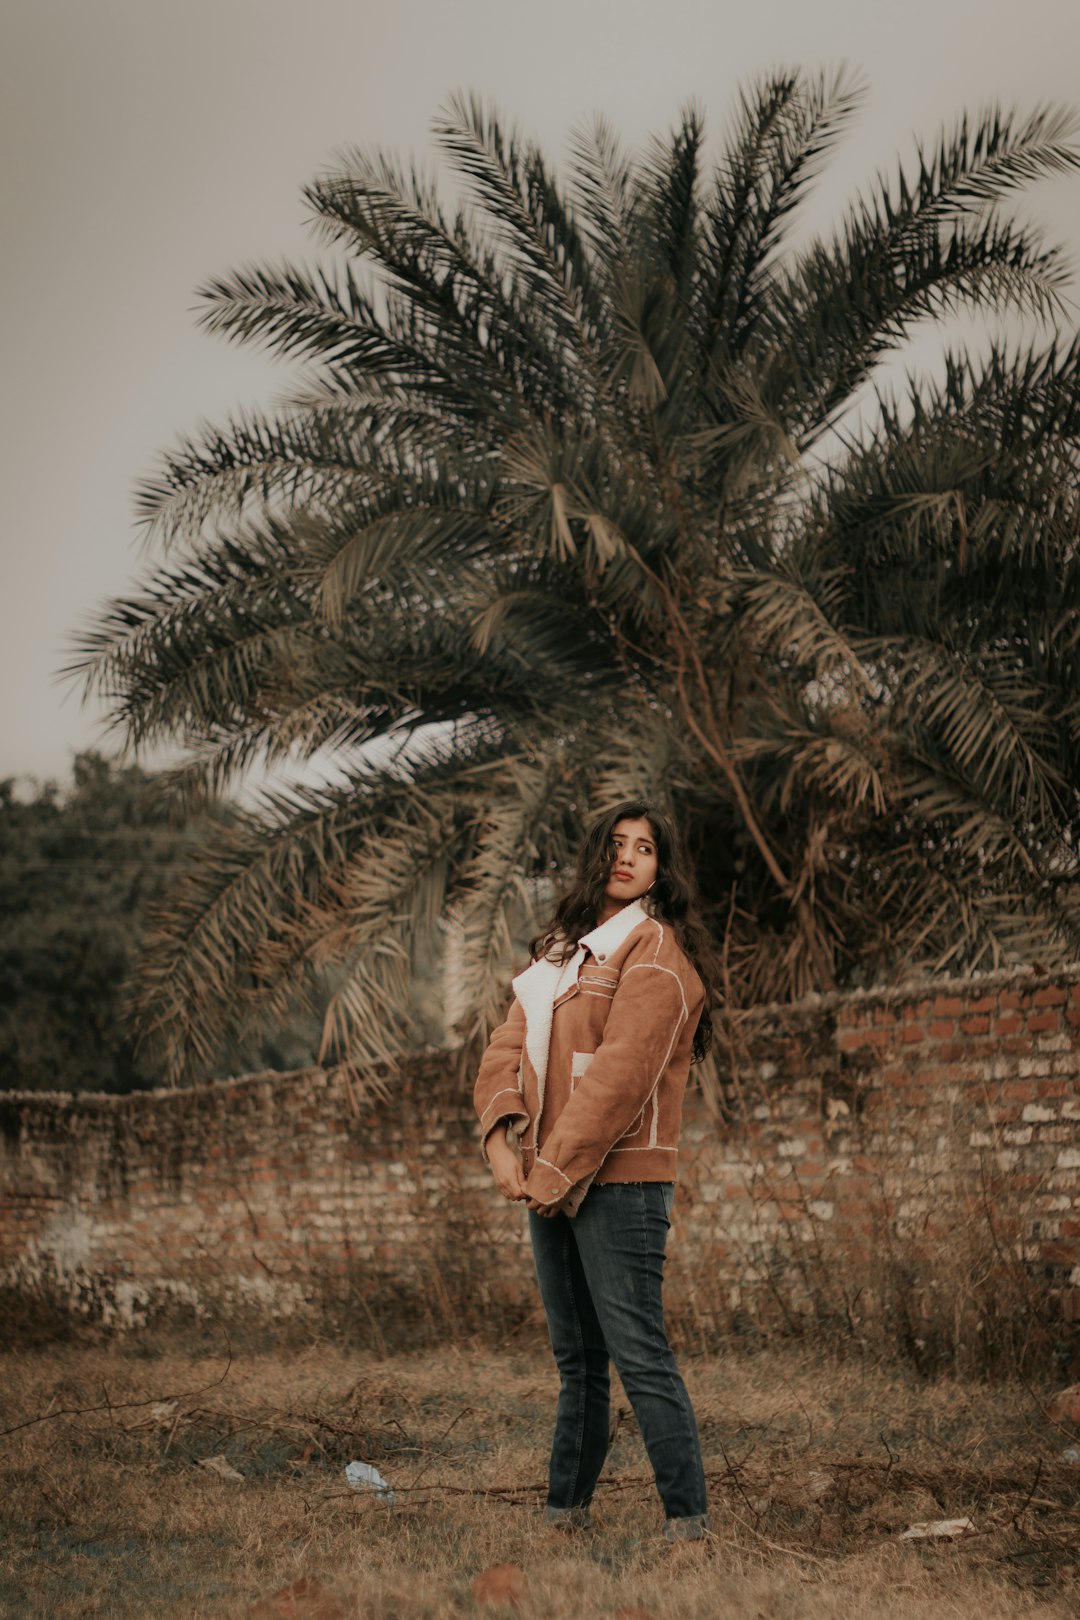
[150,1400,178,1422]
[900,1517,976,1540]
[1061,1447,1080,1466]
[344,1460,396,1503]
[803,1468,835,1502]
[196,1454,245,1482]
[1047,1384,1080,1426]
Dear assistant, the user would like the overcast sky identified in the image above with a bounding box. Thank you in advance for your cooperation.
[2,0,1078,788]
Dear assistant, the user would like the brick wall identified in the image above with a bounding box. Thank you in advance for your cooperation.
[674,969,1080,1369]
[2,965,1079,1366]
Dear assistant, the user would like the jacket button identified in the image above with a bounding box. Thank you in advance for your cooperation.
[596,952,606,962]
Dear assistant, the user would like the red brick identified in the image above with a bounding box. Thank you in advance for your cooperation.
[968,995,998,1013]
[1068,982,1080,1006]
[1000,989,1030,1010]
[929,1019,955,1039]
[933,996,965,1016]
[998,1080,1037,1101]
[1034,986,1067,1007]
[1028,1011,1061,1034]
[901,1024,925,1044]
[994,1014,1024,1036]
[960,1015,990,1035]
[837,1026,891,1051]
[1039,1242,1078,1265]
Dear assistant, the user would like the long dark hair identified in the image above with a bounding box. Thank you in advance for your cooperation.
[529,800,719,1062]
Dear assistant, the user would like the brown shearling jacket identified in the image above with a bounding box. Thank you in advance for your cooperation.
[473,899,705,1214]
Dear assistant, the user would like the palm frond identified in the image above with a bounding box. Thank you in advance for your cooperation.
[433,93,601,381]
[738,564,874,694]
[133,401,459,548]
[871,635,1065,821]
[741,725,887,816]
[71,76,1080,1077]
[698,65,867,355]
[455,752,579,1040]
[567,115,638,270]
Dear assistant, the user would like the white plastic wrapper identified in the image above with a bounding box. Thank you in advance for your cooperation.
[900,1517,975,1540]
[345,1460,396,1504]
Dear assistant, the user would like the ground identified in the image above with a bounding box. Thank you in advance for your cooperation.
[0,1327,1077,1618]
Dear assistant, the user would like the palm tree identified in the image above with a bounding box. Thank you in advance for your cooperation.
[71,71,1080,1085]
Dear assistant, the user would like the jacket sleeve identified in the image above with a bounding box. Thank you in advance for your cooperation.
[520,937,696,1205]
[472,996,531,1160]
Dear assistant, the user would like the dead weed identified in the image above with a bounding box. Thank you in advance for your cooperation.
[0,1333,1076,1618]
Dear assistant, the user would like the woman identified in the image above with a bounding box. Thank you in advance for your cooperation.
[473,799,718,1545]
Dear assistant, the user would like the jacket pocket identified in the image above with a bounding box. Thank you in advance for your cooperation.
[618,1105,647,1141]
[570,1050,594,1091]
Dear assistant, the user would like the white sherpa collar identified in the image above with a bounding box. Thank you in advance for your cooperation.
[512,898,652,1117]
[576,897,653,963]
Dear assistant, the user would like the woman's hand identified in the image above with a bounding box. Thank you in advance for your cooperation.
[525,1194,564,1218]
[487,1126,565,1215]
[486,1129,527,1202]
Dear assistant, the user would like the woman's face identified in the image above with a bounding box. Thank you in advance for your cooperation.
[603,817,659,907]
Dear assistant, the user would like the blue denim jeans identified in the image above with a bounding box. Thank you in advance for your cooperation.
[528,1181,708,1538]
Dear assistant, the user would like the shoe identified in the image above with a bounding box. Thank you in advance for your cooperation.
[663,1528,716,1568]
[544,1503,593,1533]
[662,1513,710,1545]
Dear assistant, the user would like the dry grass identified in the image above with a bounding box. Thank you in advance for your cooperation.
[1,1327,1077,1619]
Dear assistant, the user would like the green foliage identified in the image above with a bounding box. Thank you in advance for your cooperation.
[69,73,1080,1082]
[0,754,323,1091]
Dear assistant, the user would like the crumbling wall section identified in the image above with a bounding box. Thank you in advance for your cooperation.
[2,968,1078,1354]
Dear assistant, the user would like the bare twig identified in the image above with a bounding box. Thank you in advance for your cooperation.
[879,1430,898,1480]
[406,1406,475,1492]
[1010,1456,1044,1532]
[0,1328,233,1442]
[717,1436,762,1524]
[723,1505,830,1569]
